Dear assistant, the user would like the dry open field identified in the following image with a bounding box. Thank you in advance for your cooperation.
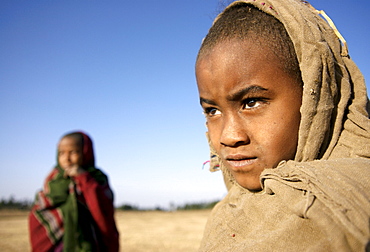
[0,209,211,252]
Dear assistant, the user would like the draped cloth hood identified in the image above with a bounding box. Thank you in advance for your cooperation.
[200,0,370,251]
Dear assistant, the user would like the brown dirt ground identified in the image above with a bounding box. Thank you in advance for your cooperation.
[0,209,211,252]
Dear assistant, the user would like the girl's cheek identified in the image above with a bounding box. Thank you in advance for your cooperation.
[209,128,221,150]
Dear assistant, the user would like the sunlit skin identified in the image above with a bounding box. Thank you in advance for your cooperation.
[196,39,303,190]
[58,137,86,177]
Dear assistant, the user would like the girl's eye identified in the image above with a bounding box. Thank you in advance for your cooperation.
[203,107,221,117]
[243,98,264,109]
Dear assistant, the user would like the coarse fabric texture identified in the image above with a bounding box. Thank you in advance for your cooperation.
[29,132,119,252]
[199,0,370,251]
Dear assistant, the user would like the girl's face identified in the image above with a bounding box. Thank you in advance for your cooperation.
[196,39,302,190]
[58,137,83,170]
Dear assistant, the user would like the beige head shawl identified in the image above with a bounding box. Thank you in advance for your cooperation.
[200,0,370,251]
[208,0,370,170]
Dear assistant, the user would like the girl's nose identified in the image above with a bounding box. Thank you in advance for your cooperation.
[220,114,250,147]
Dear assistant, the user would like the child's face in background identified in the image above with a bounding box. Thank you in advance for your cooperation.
[196,39,302,190]
[58,137,83,170]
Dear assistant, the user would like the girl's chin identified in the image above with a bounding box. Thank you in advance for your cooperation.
[233,176,262,191]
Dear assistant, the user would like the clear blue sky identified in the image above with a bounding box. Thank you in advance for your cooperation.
[1,0,369,209]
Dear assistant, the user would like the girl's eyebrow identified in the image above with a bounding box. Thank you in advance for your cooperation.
[227,85,268,101]
[200,85,268,106]
[200,97,217,106]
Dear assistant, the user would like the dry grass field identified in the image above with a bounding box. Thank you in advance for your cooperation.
[0,209,211,252]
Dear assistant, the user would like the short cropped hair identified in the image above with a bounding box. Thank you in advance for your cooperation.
[197,3,302,84]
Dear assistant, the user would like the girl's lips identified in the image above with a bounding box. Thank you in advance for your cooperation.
[226,158,257,168]
[224,154,257,168]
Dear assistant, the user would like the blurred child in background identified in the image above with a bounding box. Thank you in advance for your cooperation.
[29,131,119,251]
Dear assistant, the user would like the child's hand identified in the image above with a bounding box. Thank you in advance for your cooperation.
[63,164,86,178]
